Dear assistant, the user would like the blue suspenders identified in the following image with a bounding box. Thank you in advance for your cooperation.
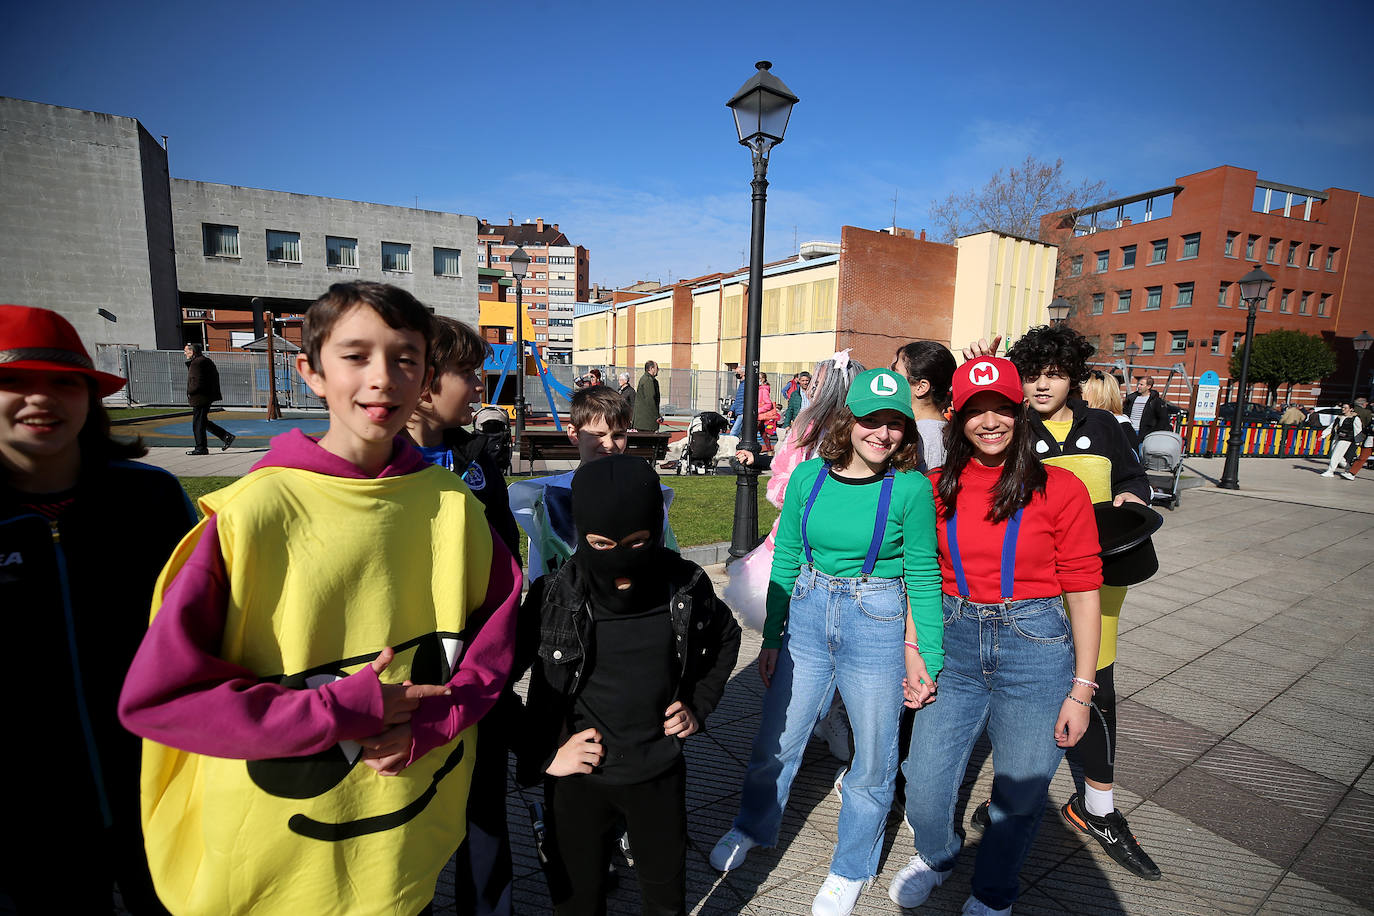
[947,506,1023,602]
[800,463,896,578]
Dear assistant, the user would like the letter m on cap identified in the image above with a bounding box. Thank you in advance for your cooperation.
[970,361,999,385]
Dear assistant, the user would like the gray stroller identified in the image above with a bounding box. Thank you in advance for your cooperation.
[1139,430,1185,510]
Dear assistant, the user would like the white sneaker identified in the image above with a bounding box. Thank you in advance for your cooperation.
[813,706,852,760]
[833,766,847,800]
[961,894,1012,915]
[1320,470,1336,477]
[709,827,757,872]
[812,873,866,916]
[1340,471,1356,480]
[888,855,947,908]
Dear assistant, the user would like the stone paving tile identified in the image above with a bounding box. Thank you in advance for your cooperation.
[1132,679,1257,734]
[1231,714,1372,786]
[1117,626,1221,663]
[1288,790,1374,910]
[1194,738,1349,820]
[1257,872,1374,915]
[1153,765,1319,868]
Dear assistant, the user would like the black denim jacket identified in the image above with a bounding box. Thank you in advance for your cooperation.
[513,549,741,785]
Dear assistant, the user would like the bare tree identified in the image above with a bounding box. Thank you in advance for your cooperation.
[929,156,1110,244]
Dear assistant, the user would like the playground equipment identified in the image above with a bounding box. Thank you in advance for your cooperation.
[484,342,575,430]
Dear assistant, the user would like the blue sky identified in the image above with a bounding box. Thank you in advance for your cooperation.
[4,0,1372,288]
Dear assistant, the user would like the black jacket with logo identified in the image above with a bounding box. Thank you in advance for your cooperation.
[1027,399,1152,503]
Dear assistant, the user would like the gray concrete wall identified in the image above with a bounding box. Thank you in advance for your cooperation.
[171,180,479,323]
[0,97,173,351]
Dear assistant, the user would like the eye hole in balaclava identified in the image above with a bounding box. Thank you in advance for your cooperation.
[571,454,667,614]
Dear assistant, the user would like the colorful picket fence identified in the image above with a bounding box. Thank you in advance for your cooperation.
[1180,423,1330,458]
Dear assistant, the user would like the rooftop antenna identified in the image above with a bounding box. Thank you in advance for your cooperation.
[793,225,798,253]
[892,187,899,229]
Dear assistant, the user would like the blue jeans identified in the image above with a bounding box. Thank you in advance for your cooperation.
[902,594,1074,911]
[732,567,906,880]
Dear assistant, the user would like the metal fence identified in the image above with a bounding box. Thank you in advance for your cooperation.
[573,366,738,417]
[99,347,324,409]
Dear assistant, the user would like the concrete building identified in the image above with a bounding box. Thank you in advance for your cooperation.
[172,180,479,350]
[1043,165,1374,406]
[572,225,1058,379]
[0,96,181,354]
[477,218,590,364]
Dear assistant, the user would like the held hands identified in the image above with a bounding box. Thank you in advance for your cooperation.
[371,646,452,727]
[663,701,699,738]
[361,724,412,776]
[902,651,937,709]
[547,727,604,776]
[757,648,780,687]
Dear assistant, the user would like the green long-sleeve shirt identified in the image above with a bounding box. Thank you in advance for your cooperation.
[765,458,944,678]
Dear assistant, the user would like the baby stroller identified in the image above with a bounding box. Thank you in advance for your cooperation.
[473,405,513,475]
[677,411,730,475]
[1139,430,1185,510]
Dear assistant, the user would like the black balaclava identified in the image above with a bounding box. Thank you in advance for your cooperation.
[571,454,667,614]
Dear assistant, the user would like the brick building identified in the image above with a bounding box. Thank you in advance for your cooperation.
[1042,165,1374,406]
[477,218,589,364]
[572,224,1057,379]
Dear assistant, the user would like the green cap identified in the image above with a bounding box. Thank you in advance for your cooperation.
[845,368,914,421]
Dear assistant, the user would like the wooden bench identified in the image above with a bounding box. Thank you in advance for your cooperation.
[518,429,671,465]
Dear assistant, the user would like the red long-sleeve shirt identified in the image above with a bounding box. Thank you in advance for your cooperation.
[930,461,1102,603]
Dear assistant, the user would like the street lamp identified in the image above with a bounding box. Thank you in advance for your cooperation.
[1351,330,1372,400]
[727,60,798,558]
[1125,341,1140,379]
[508,246,531,466]
[1047,297,1072,326]
[1218,267,1275,490]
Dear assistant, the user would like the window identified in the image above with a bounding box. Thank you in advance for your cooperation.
[1070,255,1083,277]
[477,282,493,294]
[1259,289,1271,311]
[535,333,547,341]
[1326,247,1338,271]
[1246,234,1258,260]
[1218,282,1231,307]
[1225,231,1238,257]
[1145,286,1161,310]
[1115,290,1131,312]
[1279,289,1291,313]
[433,247,461,277]
[1181,233,1200,259]
[535,256,547,263]
[1211,331,1224,354]
[326,236,357,268]
[1299,292,1310,315]
[1286,241,1299,266]
[1232,332,1246,353]
[1170,330,1188,353]
[1266,238,1278,263]
[1150,239,1167,264]
[266,230,301,263]
[534,272,546,279]
[533,318,547,326]
[202,224,240,258]
[1091,293,1104,315]
[1307,244,1320,269]
[1112,334,1126,354]
[1175,282,1194,307]
[1095,250,1109,273]
[1121,245,1137,269]
[1140,332,1157,355]
[382,242,411,272]
[1318,293,1331,316]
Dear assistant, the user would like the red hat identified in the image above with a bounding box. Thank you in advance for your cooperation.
[952,357,1023,411]
[0,304,127,396]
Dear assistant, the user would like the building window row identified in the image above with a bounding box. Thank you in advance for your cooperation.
[201,223,463,277]
[1226,230,1338,271]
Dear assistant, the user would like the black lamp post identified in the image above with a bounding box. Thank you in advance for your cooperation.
[1047,297,1072,326]
[1218,267,1275,490]
[1351,330,1372,400]
[1125,341,1140,379]
[726,60,798,558]
[508,246,531,466]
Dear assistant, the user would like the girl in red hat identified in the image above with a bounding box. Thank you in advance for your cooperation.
[0,304,197,914]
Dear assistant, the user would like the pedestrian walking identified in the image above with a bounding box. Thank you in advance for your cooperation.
[632,360,662,432]
[1320,402,1364,478]
[184,342,234,454]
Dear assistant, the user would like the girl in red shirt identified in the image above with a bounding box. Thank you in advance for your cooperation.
[888,357,1102,916]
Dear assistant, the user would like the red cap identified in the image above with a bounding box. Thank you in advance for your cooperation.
[952,357,1023,411]
[0,304,127,396]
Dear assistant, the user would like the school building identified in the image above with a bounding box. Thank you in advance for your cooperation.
[1042,165,1374,406]
[571,225,1058,379]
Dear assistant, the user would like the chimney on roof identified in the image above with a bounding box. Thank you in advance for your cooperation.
[536,217,544,232]
[919,229,926,241]
[508,217,514,226]
[553,223,559,232]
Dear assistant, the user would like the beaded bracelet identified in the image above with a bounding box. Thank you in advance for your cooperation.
[1065,694,1092,708]
[904,641,920,651]
[1071,676,1099,691]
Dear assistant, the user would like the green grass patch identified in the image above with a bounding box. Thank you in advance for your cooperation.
[179,472,776,546]
[108,407,185,420]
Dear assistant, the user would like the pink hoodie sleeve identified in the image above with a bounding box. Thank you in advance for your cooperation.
[765,424,811,508]
[405,533,523,764]
[118,516,387,759]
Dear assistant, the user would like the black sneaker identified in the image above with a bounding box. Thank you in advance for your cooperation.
[1061,793,1162,880]
[970,799,990,831]
[221,433,236,451]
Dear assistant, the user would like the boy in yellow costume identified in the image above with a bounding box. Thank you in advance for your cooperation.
[120,282,522,915]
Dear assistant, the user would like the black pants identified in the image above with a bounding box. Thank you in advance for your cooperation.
[1066,663,1117,785]
[191,404,231,451]
[452,718,515,916]
[544,758,686,916]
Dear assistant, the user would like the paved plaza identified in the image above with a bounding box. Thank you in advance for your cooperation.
[137,446,1374,914]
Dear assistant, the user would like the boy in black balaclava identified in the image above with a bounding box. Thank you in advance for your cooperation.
[517,455,741,916]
